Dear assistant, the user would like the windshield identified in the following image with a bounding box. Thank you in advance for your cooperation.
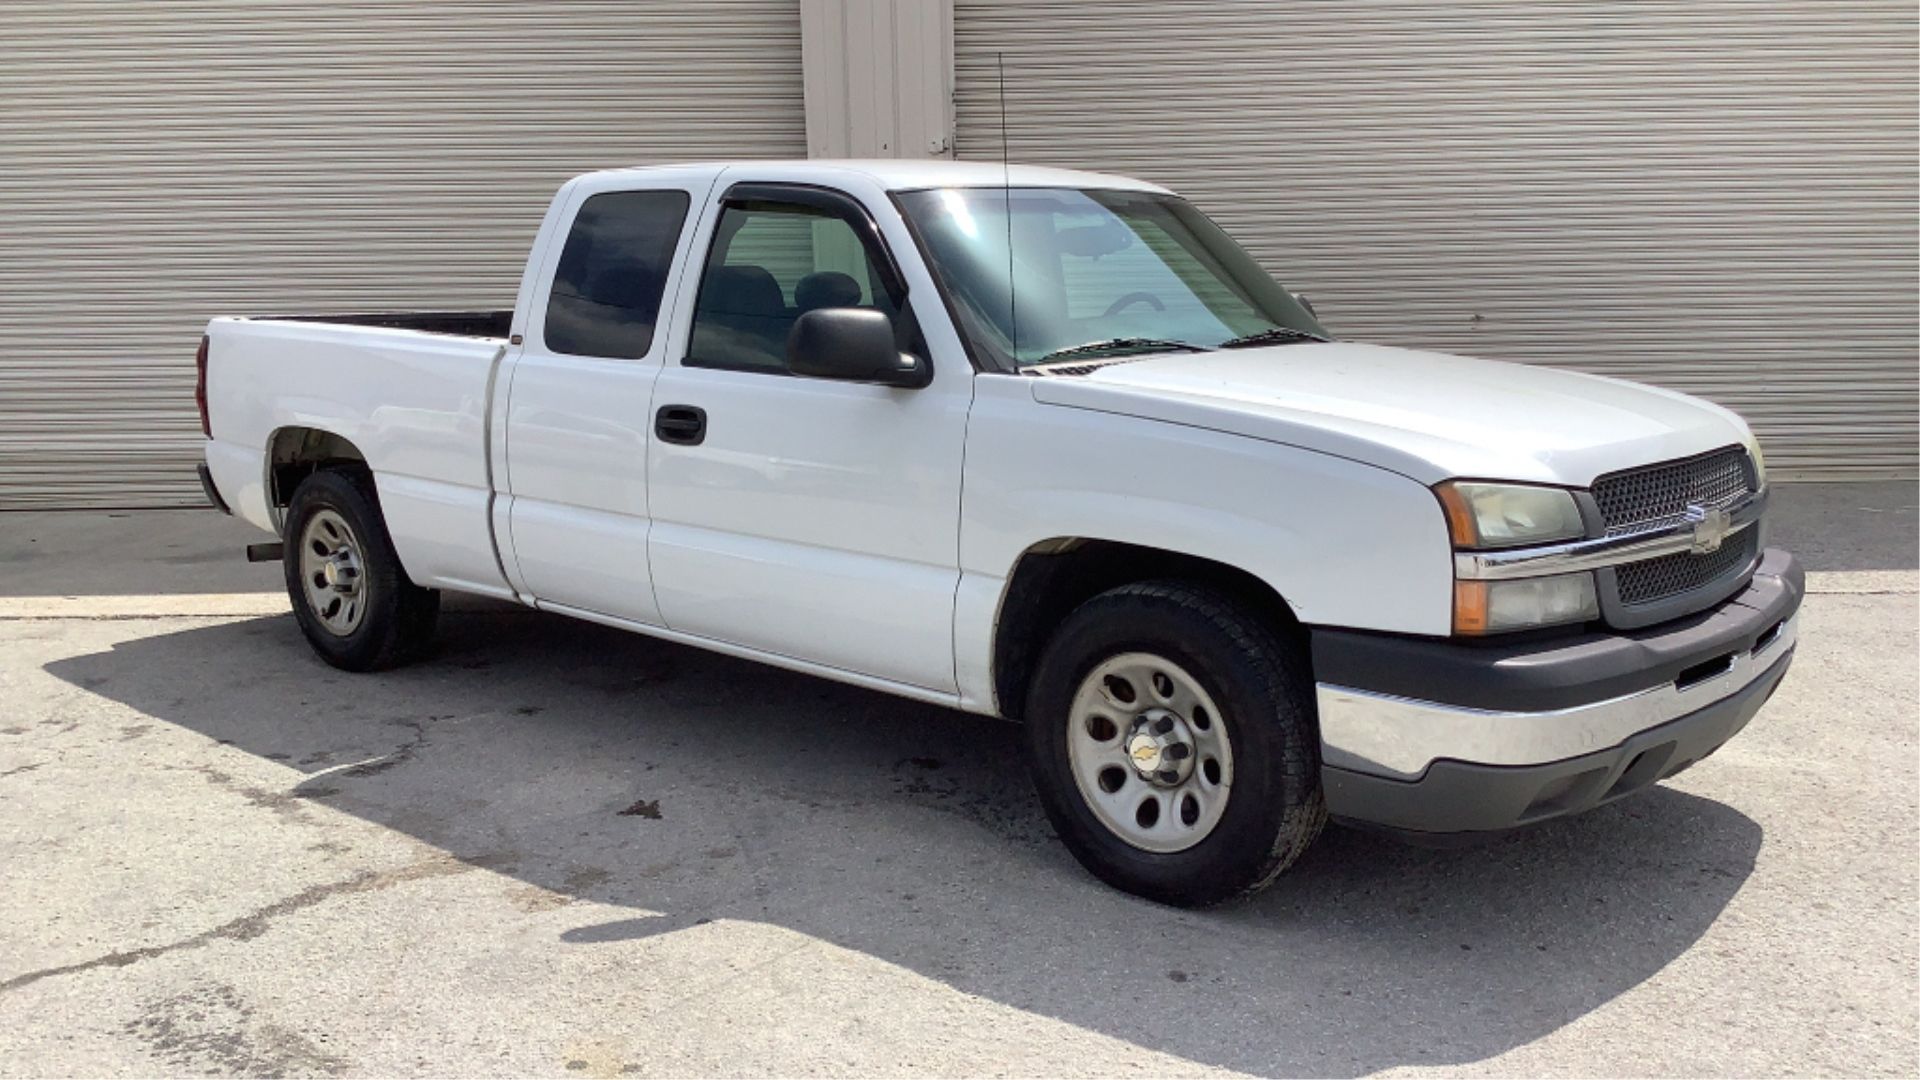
[896,187,1327,369]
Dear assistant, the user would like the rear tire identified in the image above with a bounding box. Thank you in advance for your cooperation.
[282,468,439,672]
[1025,580,1325,906]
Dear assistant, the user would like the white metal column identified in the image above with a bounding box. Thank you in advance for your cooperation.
[801,0,954,158]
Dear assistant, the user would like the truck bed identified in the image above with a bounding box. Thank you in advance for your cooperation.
[255,310,512,339]
[202,312,515,597]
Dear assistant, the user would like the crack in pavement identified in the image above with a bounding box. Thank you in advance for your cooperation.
[163,716,436,825]
[0,717,462,994]
[0,608,544,622]
[327,718,430,781]
[0,854,481,994]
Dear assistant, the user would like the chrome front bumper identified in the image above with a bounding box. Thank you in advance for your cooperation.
[1308,547,1802,836]
[1318,612,1795,780]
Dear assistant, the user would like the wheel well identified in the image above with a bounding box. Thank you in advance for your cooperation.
[267,427,369,508]
[992,539,1301,720]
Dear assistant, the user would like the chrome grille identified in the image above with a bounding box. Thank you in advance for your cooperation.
[1591,447,1755,537]
[1615,528,1760,606]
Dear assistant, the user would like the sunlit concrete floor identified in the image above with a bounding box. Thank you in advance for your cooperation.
[0,481,1913,1077]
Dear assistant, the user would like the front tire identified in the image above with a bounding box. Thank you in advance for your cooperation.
[282,468,439,672]
[1025,581,1325,906]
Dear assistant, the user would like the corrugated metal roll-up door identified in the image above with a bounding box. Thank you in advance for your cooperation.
[954,1,1918,479]
[0,0,806,509]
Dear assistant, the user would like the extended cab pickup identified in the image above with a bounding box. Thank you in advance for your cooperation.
[199,161,1801,906]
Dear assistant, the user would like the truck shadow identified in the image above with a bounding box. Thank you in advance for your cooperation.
[45,603,1763,1076]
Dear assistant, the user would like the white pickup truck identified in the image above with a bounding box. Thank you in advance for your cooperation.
[198,160,1801,906]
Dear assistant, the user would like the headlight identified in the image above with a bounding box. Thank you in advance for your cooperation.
[1454,573,1598,635]
[1746,437,1768,486]
[1435,481,1585,549]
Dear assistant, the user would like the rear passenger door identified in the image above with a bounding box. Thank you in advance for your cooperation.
[646,181,971,693]
[501,179,704,624]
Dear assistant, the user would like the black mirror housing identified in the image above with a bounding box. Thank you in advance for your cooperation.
[786,308,929,388]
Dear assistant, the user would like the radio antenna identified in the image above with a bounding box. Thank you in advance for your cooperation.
[997,50,1017,359]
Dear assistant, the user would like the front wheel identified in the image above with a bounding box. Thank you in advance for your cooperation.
[1025,581,1325,906]
[282,468,439,672]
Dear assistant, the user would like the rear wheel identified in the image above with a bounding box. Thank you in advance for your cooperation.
[282,469,439,671]
[1026,581,1325,906]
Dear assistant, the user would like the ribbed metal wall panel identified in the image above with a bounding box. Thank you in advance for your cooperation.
[955,1,1918,479]
[0,0,805,508]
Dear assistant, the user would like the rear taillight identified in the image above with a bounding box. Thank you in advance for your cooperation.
[194,334,211,437]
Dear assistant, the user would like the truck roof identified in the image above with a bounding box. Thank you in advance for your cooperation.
[577,159,1174,195]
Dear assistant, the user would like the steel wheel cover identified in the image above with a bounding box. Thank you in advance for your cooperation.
[1066,652,1235,853]
[298,508,370,637]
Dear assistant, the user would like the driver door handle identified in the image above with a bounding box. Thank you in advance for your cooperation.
[654,404,707,446]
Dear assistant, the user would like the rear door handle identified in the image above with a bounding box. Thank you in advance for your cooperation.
[654,404,707,446]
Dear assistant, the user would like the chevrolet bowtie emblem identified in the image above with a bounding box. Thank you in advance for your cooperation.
[1684,503,1731,554]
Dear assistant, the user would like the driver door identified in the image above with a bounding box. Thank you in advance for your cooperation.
[645,181,970,693]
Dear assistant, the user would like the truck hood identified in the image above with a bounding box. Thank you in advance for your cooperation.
[1027,341,1754,487]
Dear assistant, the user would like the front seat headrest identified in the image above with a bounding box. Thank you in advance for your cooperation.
[703,265,786,317]
[794,270,864,313]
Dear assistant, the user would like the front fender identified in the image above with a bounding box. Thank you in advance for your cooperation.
[953,377,1452,712]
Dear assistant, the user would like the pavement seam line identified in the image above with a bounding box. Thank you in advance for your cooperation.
[0,856,474,995]
[0,610,547,622]
[643,938,822,1018]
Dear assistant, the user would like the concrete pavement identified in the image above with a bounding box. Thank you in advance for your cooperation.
[0,482,1914,1076]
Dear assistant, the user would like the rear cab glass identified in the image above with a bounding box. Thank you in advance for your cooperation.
[544,189,692,359]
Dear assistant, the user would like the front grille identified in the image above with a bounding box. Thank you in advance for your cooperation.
[1616,528,1759,606]
[1592,446,1755,536]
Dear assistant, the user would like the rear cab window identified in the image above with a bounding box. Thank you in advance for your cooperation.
[544,189,692,359]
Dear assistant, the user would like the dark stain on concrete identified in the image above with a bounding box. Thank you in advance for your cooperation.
[562,866,612,893]
[888,756,1052,848]
[124,979,350,1077]
[617,799,661,820]
[179,764,323,826]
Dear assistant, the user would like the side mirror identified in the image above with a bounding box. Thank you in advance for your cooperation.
[1290,291,1317,317]
[786,308,929,388]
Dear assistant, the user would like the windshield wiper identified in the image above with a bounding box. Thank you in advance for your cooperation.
[1034,337,1213,364]
[1217,326,1329,349]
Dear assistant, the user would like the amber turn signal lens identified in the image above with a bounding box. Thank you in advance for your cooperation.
[1453,580,1491,635]
[1435,482,1480,547]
